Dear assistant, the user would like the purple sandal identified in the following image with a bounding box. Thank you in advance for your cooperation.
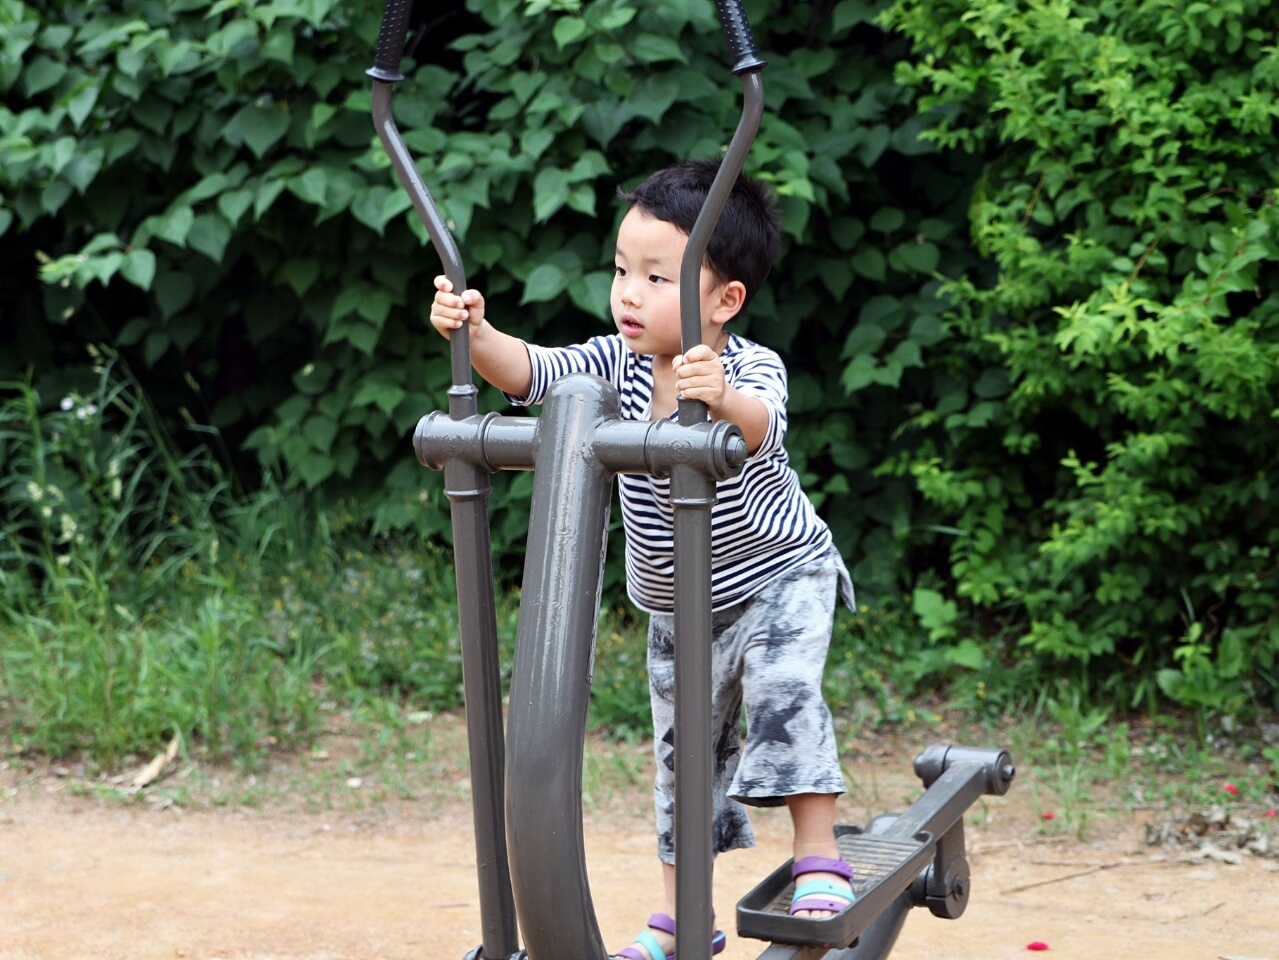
[788,855,856,917]
[612,912,727,960]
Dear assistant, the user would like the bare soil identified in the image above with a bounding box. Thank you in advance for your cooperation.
[2,716,1277,960]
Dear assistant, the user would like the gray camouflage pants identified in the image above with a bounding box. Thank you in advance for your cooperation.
[646,547,853,864]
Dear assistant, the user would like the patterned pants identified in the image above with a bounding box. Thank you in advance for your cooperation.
[646,547,852,864]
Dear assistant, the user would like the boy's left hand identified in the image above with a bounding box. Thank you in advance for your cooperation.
[672,344,727,411]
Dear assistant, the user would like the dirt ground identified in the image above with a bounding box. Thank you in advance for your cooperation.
[2,717,1277,960]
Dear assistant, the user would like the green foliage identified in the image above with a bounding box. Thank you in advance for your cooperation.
[1,0,979,596]
[881,0,1279,719]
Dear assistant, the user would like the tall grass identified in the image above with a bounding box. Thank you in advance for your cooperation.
[0,360,285,763]
[0,358,490,768]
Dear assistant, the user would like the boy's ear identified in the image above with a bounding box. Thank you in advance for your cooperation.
[709,280,747,326]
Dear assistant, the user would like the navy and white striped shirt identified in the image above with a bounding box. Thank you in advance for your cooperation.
[504,333,835,615]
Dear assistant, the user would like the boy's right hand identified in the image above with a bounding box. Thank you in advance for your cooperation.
[430,275,486,339]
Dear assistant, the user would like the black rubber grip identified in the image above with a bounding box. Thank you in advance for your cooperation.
[714,0,767,75]
[367,0,413,83]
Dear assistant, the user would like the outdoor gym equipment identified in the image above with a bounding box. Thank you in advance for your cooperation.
[366,2,1017,959]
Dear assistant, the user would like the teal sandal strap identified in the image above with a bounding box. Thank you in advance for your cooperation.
[635,929,669,960]
[793,879,855,903]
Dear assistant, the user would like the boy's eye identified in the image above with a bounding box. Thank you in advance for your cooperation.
[649,274,668,284]
[614,265,626,277]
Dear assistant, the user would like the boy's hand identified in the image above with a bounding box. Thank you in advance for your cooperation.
[430,275,485,339]
[672,344,728,412]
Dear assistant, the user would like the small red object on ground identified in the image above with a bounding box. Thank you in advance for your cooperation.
[1263,808,1277,817]
[1027,942,1050,951]
[1041,812,1056,820]
[1223,782,1239,796]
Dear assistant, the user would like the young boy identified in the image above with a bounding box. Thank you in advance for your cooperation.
[429,158,856,960]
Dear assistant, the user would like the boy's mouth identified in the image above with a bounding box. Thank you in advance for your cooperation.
[619,315,644,337]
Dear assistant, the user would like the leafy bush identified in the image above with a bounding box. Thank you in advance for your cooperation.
[881,0,1279,717]
[1,0,978,596]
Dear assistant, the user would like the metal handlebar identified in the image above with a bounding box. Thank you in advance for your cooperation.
[714,0,767,75]
[366,0,474,408]
[677,0,766,428]
[368,0,412,82]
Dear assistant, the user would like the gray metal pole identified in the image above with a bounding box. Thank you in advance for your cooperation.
[671,64,765,960]
[369,8,518,953]
[505,374,617,960]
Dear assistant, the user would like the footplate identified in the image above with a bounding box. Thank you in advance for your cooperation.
[736,823,935,948]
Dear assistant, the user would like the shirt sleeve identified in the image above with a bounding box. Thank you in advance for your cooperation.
[501,335,626,407]
[726,345,789,459]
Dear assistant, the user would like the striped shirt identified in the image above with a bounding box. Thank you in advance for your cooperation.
[504,332,835,615]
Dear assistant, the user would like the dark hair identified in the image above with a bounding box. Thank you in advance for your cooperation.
[617,157,780,310]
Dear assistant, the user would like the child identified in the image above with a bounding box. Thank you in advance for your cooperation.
[429,158,856,960]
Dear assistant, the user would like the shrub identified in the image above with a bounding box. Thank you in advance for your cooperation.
[881,0,1279,717]
[1,0,978,596]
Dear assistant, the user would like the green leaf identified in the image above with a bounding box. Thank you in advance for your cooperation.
[352,378,407,416]
[157,41,198,76]
[356,288,394,328]
[187,214,232,261]
[153,207,195,246]
[63,149,105,194]
[870,207,905,232]
[912,588,958,633]
[817,258,854,299]
[288,168,329,206]
[832,0,874,32]
[119,249,156,290]
[24,56,66,96]
[302,414,338,452]
[254,179,287,220]
[858,125,891,166]
[227,102,291,158]
[521,264,568,304]
[350,186,393,233]
[533,167,569,222]
[154,271,196,319]
[842,322,886,359]
[633,34,686,64]
[280,259,321,297]
[851,247,886,281]
[218,188,254,225]
[143,329,170,366]
[829,217,866,251]
[840,355,878,394]
[116,317,150,347]
[65,79,101,129]
[630,75,680,124]
[262,26,295,64]
[569,270,613,318]
[552,16,588,49]
[296,451,335,488]
[347,322,380,355]
[892,240,939,274]
[945,639,986,670]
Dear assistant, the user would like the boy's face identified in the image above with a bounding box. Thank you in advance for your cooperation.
[611,207,731,359]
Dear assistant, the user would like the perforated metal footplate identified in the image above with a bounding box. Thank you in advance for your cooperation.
[736,823,935,947]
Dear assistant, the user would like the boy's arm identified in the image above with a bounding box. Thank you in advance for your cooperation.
[430,276,533,398]
[708,386,770,454]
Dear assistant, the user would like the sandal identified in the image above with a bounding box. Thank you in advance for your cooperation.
[788,855,856,917]
[612,912,727,960]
